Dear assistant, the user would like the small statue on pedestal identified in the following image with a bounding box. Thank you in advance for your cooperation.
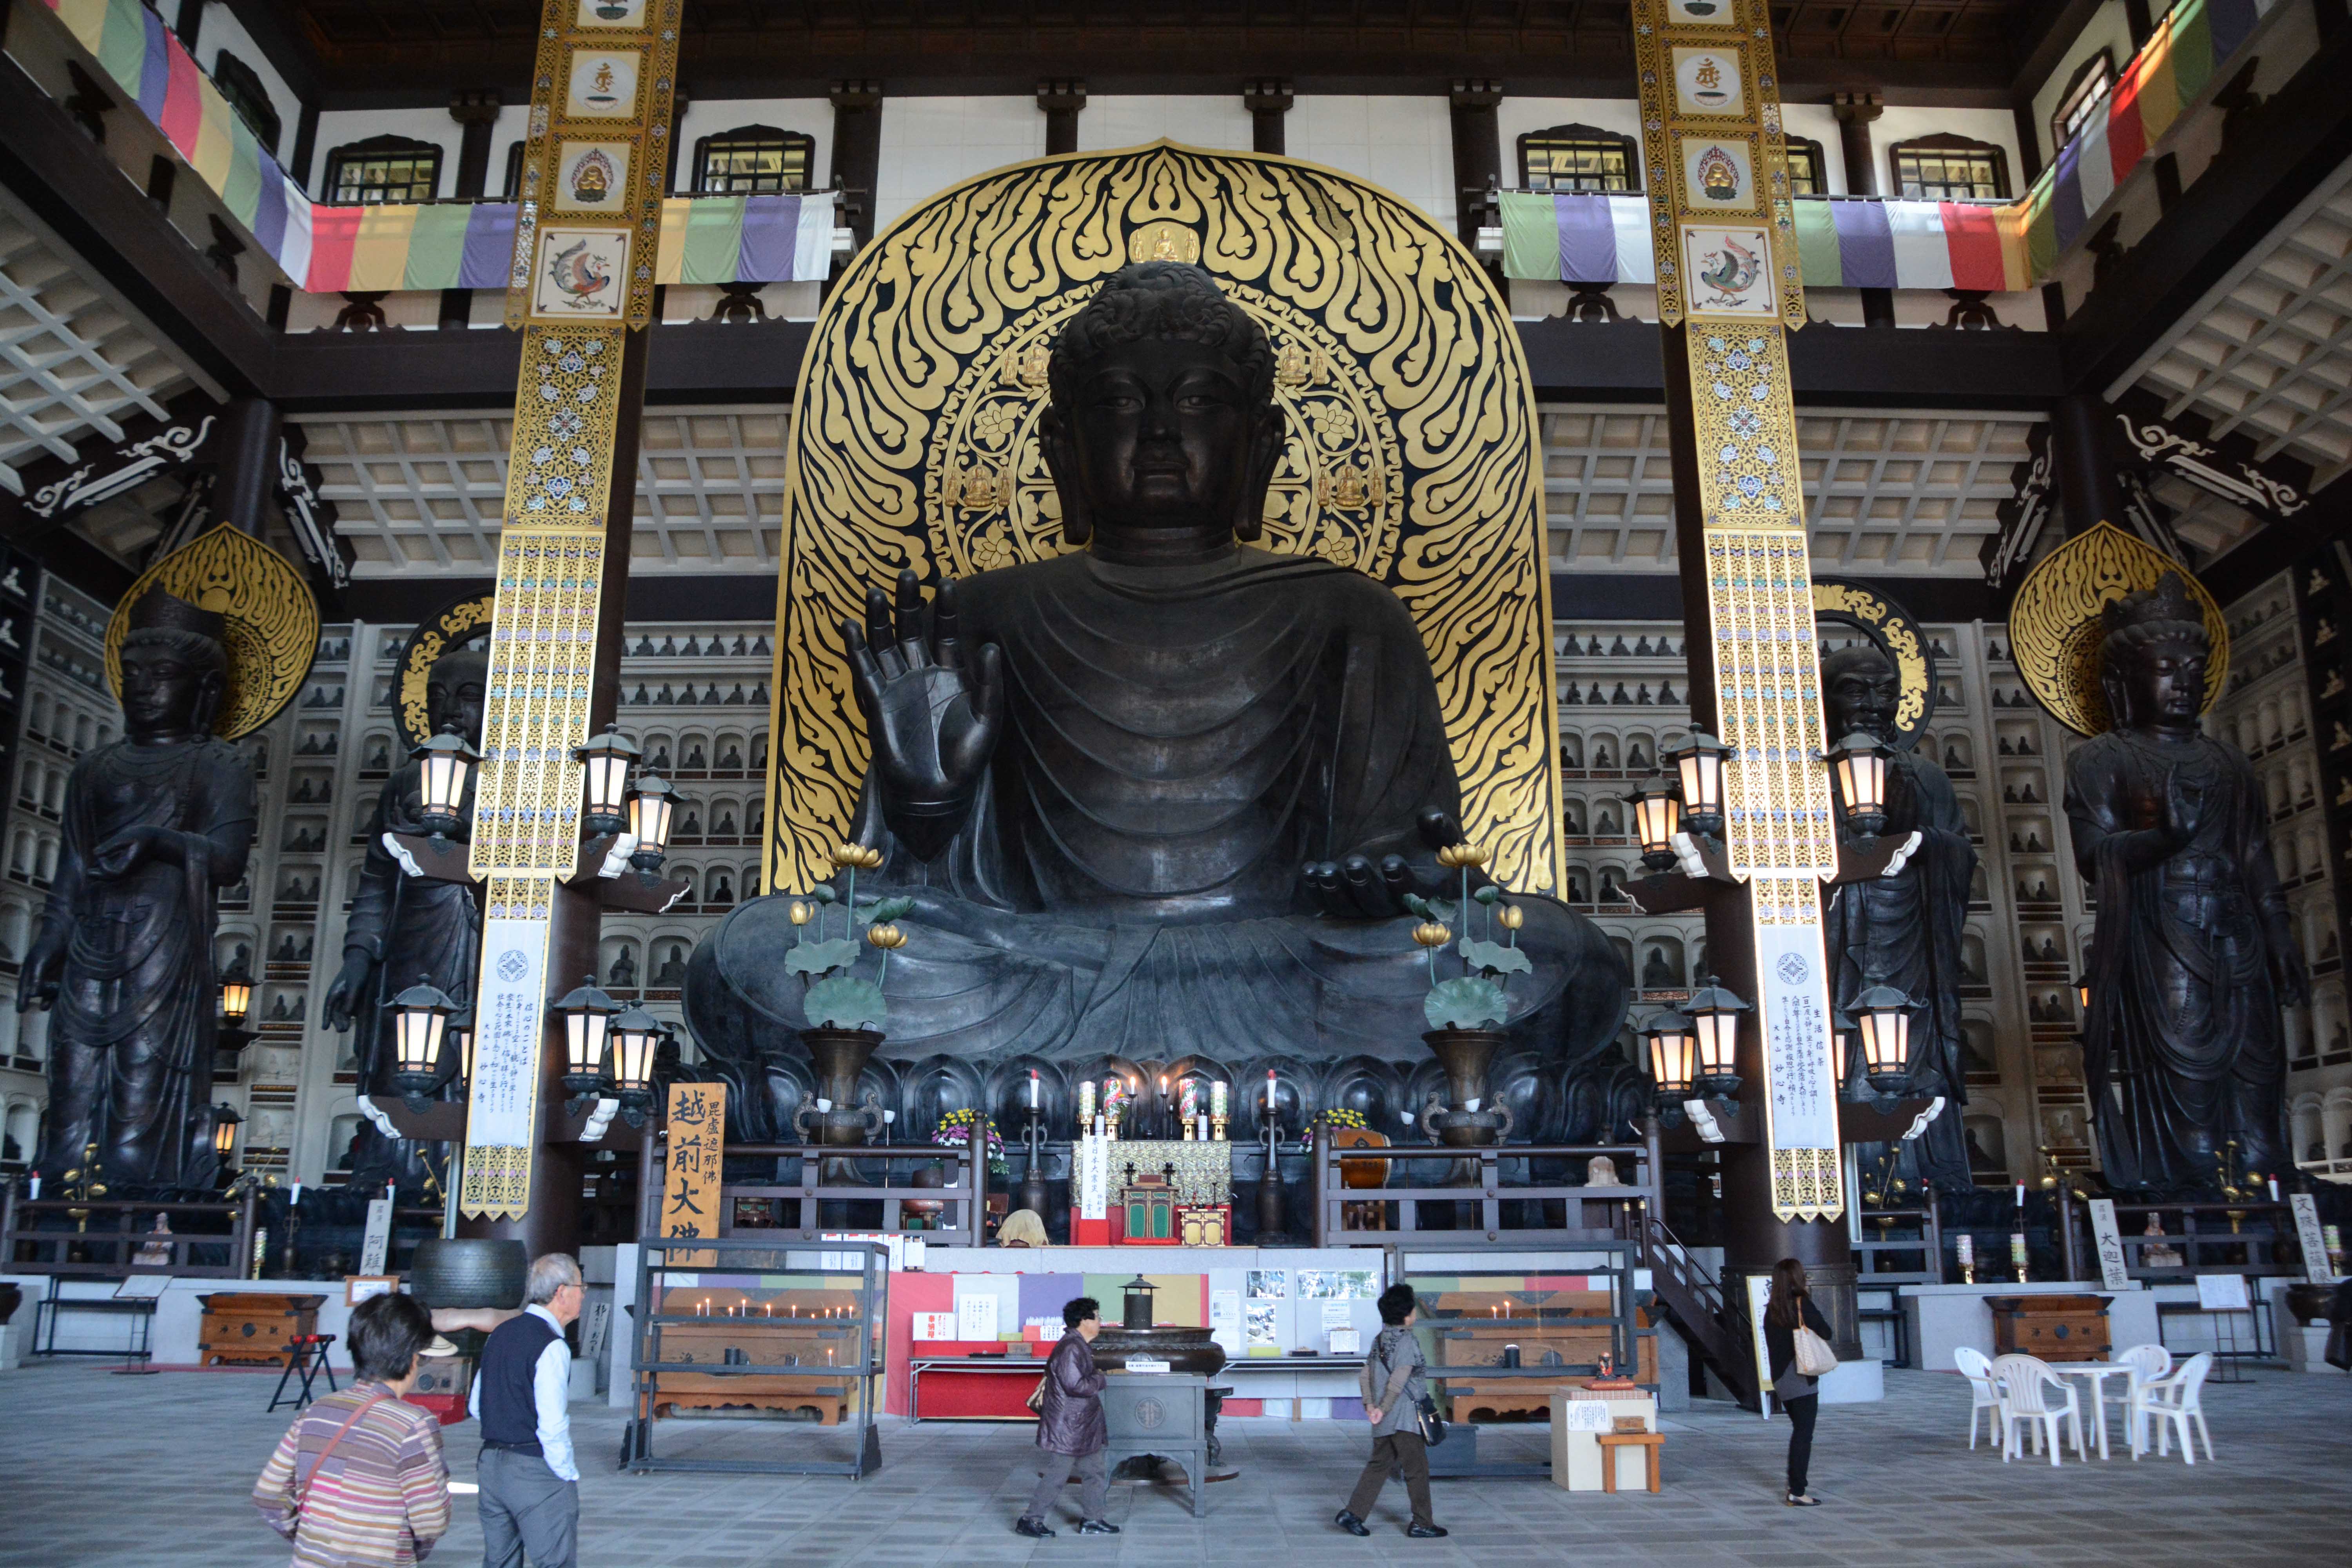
[23,590,256,1190]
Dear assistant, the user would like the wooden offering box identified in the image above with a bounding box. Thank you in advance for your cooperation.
[198,1293,326,1368]
[1985,1294,2112,1362]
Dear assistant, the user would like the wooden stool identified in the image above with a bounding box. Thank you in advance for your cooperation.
[1595,1431,1664,1494]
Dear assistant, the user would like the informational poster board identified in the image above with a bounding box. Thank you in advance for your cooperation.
[661,1081,727,1267]
[2194,1273,2250,1312]
[1209,1290,1242,1357]
[359,1195,394,1277]
[2086,1198,2131,1291]
[2291,1193,2333,1283]
[1744,1273,1774,1417]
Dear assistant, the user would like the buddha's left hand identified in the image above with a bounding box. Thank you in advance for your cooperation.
[1302,809,1468,918]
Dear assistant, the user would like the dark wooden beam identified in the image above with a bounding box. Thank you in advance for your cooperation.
[2005,0,2111,103]
[1517,319,2062,409]
[2059,24,2352,399]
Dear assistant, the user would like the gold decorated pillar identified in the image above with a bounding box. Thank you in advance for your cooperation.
[457,0,679,1249]
[1630,0,1854,1317]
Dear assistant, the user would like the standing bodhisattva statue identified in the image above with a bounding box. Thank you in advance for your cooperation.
[2066,573,2307,1189]
[691,262,1625,1091]
[23,589,256,1189]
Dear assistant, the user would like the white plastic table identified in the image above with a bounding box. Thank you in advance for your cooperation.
[2043,1363,2135,1459]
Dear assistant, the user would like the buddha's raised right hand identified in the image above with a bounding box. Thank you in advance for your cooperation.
[842,569,1004,862]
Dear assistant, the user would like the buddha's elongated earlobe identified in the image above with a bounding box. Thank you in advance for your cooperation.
[1039,404,1092,546]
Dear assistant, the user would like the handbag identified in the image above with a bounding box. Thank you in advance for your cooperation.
[1025,1377,1048,1413]
[1414,1394,1448,1447]
[294,1392,389,1520]
[1792,1324,1839,1378]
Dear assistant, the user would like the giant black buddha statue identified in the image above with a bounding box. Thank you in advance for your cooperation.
[22,589,256,1189]
[691,263,1625,1127]
[2066,573,2305,1189]
[323,646,486,1188]
[1820,643,1977,1191]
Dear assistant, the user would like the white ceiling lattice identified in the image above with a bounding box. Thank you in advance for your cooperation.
[0,204,188,498]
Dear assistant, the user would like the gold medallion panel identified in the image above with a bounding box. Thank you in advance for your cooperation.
[2008,519,2230,737]
[104,523,318,741]
[766,142,1559,897]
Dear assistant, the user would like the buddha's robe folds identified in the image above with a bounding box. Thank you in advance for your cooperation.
[694,547,1624,1078]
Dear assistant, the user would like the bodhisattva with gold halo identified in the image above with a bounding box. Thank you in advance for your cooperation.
[690,263,1627,1118]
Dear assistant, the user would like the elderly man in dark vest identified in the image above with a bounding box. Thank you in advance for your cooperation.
[468,1253,583,1568]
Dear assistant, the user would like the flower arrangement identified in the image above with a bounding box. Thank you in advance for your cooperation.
[932,1108,1009,1175]
[783,843,915,1031]
[1314,1107,1370,1131]
[1402,842,1533,1030]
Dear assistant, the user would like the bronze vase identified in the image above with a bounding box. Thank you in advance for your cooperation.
[796,1027,888,1149]
[1419,1027,1513,1149]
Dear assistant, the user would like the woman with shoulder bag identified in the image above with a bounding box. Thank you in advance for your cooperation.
[1762,1256,1838,1507]
[1335,1284,1445,1539]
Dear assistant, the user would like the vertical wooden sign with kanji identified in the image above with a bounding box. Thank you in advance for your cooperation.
[662,1082,726,1267]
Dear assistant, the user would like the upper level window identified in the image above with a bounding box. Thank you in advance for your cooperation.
[693,126,815,194]
[2052,50,2115,151]
[212,52,281,156]
[323,135,442,205]
[1890,134,2010,201]
[1519,124,1642,194]
[503,140,526,199]
[1783,137,1828,197]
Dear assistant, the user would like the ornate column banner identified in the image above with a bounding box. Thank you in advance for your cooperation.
[460,0,678,1221]
[662,1081,726,1268]
[1633,0,1842,1221]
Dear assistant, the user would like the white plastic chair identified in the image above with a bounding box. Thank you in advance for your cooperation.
[1953,1346,2002,1450]
[2135,1351,2214,1464]
[1991,1352,2084,1465]
[2113,1343,2172,1458]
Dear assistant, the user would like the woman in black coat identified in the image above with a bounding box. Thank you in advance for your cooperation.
[1762,1256,1835,1506]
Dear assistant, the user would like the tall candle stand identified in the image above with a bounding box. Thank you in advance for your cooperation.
[1019,1114,1051,1221]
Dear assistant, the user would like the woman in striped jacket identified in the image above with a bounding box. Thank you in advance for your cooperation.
[253,1291,452,1566]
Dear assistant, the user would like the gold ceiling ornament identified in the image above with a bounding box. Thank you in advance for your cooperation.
[763,140,1560,897]
[393,591,497,751]
[2008,521,2230,737]
[104,524,318,741]
[1811,577,1935,751]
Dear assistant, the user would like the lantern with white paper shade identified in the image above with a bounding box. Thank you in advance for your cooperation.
[412,724,480,839]
[1826,729,1893,840]
[1626,773,1682,872]
[626,772,678,871]
[1642,1009,1696,1102]
[2074,969,2092,1017]
[610,1003,662,1127]
[1666,731,1730,837]
[1851,982,1915,1092]
[1685,975,1749,1101]
[388,977,459,1109]
[446,1005,475,1085]
[552,975,620,1107]
[573,723,641,838]
[211,1102,241,1162]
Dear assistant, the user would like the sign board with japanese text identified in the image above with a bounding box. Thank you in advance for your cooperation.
[2291,1193,2333,1283]
[661,1081,727,1267]
[2087,1198,2131,1290]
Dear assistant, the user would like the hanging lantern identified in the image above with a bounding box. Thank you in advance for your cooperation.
[1686,975,1749,1100]
[412,724,481,839]
[608,1004,662,1127]
[211,1103,242,1161]
[1832,1008,1858,1084]
[1643,1009,1696,1102]
[573,723,641,839]
[627,773,679,871]
[2074,970,2092,1017]
[552,976,620,1102]
[438,1005,474,1088]
[1851,982,1915,1092]
[1665,731,1731,836]
[388,977,459,1107]
[1626,773,1684,873]
[219,970,252,1029]
[1826,730,1893,840]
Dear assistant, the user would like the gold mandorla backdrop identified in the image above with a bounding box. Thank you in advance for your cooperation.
[762,142,1561,897]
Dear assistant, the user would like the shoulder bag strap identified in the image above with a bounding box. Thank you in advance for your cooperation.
[295,1392,392,1518]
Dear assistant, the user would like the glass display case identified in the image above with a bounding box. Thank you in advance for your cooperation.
[626,1237,887,1477]
[1399,1252,1653,1422]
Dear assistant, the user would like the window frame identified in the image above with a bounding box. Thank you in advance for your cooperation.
[2051,49,2116,153]
[1887,132,2011,201]
[210,51,281,157]
[1516,123,1644,195]
[503,140,526,199]
[321,134,443,205]
[691,124,817,196]
[1782,136,1828,197]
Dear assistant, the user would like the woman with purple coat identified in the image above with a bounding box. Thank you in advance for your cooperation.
[1016,1297,1121,1539]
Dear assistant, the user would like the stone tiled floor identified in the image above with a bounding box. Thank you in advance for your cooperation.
[2,1360,2347,1565]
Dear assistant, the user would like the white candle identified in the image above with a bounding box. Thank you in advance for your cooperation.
[1029,1070,1040,1108]
[2269,1178,2281,1202]
[26,1176,38,1200]
[2015,1183,2024,1207]
[291,1183,303,1205]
